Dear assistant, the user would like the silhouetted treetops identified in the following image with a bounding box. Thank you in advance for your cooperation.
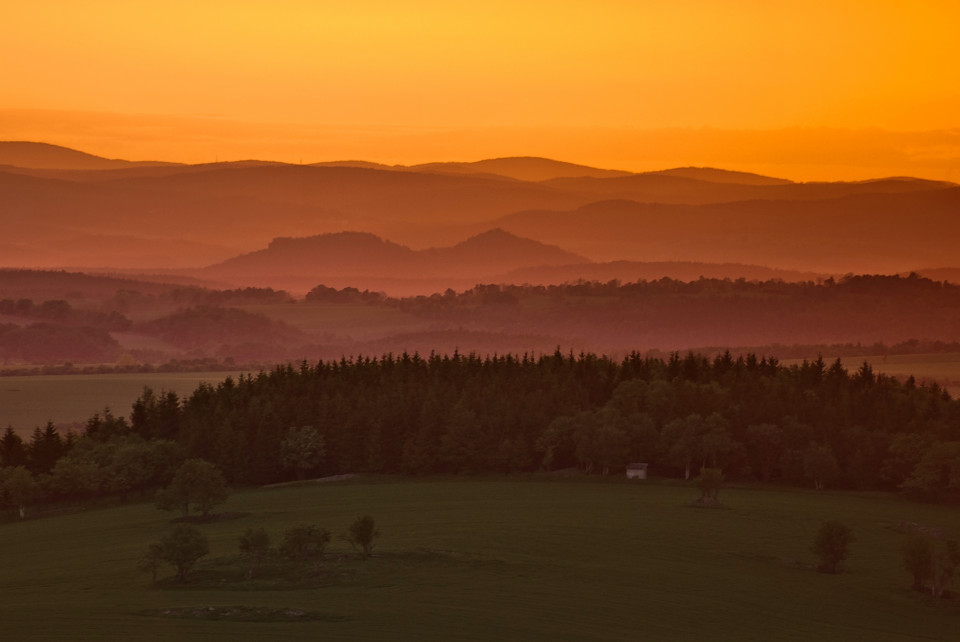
[2,349,959,514]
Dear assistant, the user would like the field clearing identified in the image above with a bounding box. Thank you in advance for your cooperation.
[0,371,238,435]
[784,352,960,398]
[1,478,959,641]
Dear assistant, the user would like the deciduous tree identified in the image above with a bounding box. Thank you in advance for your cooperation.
[346,515,379,559]
[811,520,854,574]
[281,524,330,575]
[0,466,36,518]
[280,426,325,481]
[803,443,840,490]
[156,458,228,517]
[694,467,724,506]
[159,524,209,582]
[239,527,271,578]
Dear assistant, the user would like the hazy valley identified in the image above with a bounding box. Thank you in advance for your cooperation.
[2,141,960,382]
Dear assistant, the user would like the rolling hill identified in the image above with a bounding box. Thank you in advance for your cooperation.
[488,190,960,273]
[0,141,176,170]
[200,229,588,293]
[1,142,958,279]
[409,156,634,181]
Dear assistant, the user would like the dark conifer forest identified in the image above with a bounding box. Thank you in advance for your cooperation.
[4,349,958,510]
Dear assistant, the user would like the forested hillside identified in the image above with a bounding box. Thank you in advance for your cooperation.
[389,274,960,350]
[3,273,960,367]
[3,350,958,512]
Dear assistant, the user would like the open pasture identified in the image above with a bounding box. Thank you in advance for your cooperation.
[1,478,959,641]
[845,352,960,397]
[785,352,960,398]
[0,371,238,435]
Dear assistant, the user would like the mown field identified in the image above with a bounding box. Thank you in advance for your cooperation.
[769,352,960,399]
[834,353,960,397]
[0,372,239,435]
[1,477,958,641]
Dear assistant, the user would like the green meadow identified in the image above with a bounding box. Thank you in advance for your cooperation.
[2,477,959,641]
[836,352,960,398]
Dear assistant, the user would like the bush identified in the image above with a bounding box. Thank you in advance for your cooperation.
[902,534,935,591]
[902,534,960,596]
[156,458,229,517]
[280,524,330,575]
[811,520,855,574]
[158,524,210,582]
[346,515,379,558]
[239,527,272,578]
[694,468,724,506]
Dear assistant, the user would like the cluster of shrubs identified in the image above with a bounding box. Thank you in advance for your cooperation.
[141,515,380,583]
[810,519,959,598]
[692,473,958,598]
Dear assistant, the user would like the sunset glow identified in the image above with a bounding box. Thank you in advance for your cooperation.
[2,0,959,179]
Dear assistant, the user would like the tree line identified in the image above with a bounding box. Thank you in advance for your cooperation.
[3,349,958,516]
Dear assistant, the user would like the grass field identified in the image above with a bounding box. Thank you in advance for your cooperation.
[784,352,960,398]
[841,353,960,397]
[0,372,238,436]
[1,477,959,641]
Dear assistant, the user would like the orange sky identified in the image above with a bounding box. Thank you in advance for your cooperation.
[2,0,959,180]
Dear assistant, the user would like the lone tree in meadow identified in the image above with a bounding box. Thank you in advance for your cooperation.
[346,515,380,559]
[138,542,165,583]
[156,458,229,518]
[693,467,724,507]
[239,527,272,578]
[153,524,210,582]
[280,426,326,481]
[281,524,331,575]
[902,533,960,596]
[811,520,855,574]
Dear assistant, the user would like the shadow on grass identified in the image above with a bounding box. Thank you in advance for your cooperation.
[170,511,251,524]
[153,548,506,592]
[137,605,346,622]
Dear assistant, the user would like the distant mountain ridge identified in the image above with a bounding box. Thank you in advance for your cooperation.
[491,189,960,273]
[203,229,588,283]
[409,157,634,181]
[649,167,792,185]
[2,141,959,277]
[0,141,177,170]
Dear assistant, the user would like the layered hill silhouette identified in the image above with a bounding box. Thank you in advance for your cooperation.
[0,141,176,170]
[6,269,960,381]
[408,157,634,181]
[647,167,791,185]
[484,190,960,273]
[199,229,588,293]
[1,141,958,278]
[4,142,960,375]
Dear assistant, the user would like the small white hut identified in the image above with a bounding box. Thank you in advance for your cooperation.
[626,462,648,480]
